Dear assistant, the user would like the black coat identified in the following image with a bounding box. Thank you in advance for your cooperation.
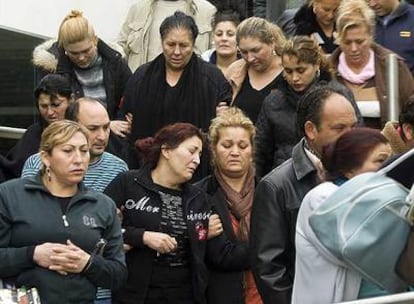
[195,175,252,304]
[121,54,232,180]
[0,122,44,181]
[255,78,305,178]
[104,166,249,304]
[250,139,320,304]
[255,76,363,178]
[57,39,132,120]
[293,4,338,54]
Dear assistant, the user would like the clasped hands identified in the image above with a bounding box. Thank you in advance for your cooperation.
[33,240,90,275]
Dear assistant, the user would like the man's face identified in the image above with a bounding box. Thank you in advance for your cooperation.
[77,101,110,163]
[367,0,399,16]
[306,93,358,155]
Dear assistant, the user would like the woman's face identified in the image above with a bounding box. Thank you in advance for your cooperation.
[38,93,71,124]
[214,21,237,58]
[339,25,372,68]
[282,54,319,92]
[162,27,194,71]
[42,131,90,186]
[213,127,253,178]
[238,36,274,72]
[163,135,202,183]
[64,38,98,68]
[313,0,341,28]
[348,143,392,178]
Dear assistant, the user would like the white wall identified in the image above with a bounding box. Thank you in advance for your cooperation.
[0,0,136,41]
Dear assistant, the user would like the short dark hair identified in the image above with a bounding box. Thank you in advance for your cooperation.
[144,122,204,168]
[296,84,350,139]
[399,95,414,141]
[212,10,240,29]
[321,127,389,180]
[34,74,72,101]
[65,97,106,122]
[160,11,198,43]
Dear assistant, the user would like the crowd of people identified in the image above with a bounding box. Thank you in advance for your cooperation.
[1,0,414,303]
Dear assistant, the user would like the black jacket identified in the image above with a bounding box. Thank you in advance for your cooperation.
[294,4,338,54]
[0,175,127,304]
[104,166,249,304]
[57,39,131,120]
[195,175,252,304]
[0,122,45,182]
[250,139,320,304]
[121,54,232,180]
[254,76,362,178]
[254,78,306,178]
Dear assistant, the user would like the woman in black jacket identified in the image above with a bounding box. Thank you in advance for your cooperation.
[293,0,341,54]
[0,74,73,181]
[56,10,132,140]
[105,122,248,304]
[196,107,259,304]
[255,36,361,178]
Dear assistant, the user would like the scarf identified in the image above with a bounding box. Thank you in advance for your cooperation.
[337,49,375,84]
[214,166,255,242]
[130,53,215,140]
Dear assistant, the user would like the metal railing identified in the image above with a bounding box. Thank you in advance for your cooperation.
[339,291,414,303]
[0,126,26,139]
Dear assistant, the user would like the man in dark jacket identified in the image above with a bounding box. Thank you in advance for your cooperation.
[249,84,358,304]
[370,0,414,73]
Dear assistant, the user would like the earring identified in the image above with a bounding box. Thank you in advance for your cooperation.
[46,166,52,182]
[272,49,277,56]
[316,69,320,79]
[64,50,68,56]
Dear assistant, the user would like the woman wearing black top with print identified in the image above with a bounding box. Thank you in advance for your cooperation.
[105,123,248,304]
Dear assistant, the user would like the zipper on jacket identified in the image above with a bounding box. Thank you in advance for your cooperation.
[62,214,69,227]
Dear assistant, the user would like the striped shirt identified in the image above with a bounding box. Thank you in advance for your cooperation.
[22,152,128,192]
[21,151,128,301]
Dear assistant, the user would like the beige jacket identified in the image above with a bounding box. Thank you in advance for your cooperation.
[225,59,248,103]
[118,0,216,72]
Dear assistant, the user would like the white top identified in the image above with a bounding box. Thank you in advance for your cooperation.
[357,100,381,118]
[292,181,362,304]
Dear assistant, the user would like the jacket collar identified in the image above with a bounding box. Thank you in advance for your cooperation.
[132,164,203,202]
[23,173,98,203]
[292,138,317,180]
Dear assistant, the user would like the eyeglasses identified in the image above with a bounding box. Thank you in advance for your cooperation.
[65,44,95,58]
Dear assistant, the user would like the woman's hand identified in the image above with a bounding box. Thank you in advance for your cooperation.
[48,240,90,275]
[33,242,61,269]
[207,213,223,240]
[110,120,131,138]
[143,231,177,254]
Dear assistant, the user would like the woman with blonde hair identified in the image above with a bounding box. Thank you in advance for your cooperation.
[330,0,414,129]
[224,17,286,123]
[293,0,341,54]
[56,10,132,140]
[196,107,260,304]
[0,120,126,303]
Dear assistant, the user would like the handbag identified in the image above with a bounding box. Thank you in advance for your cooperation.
[309,149,414,292]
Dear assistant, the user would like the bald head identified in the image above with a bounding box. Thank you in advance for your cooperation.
[65,97,110,163]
